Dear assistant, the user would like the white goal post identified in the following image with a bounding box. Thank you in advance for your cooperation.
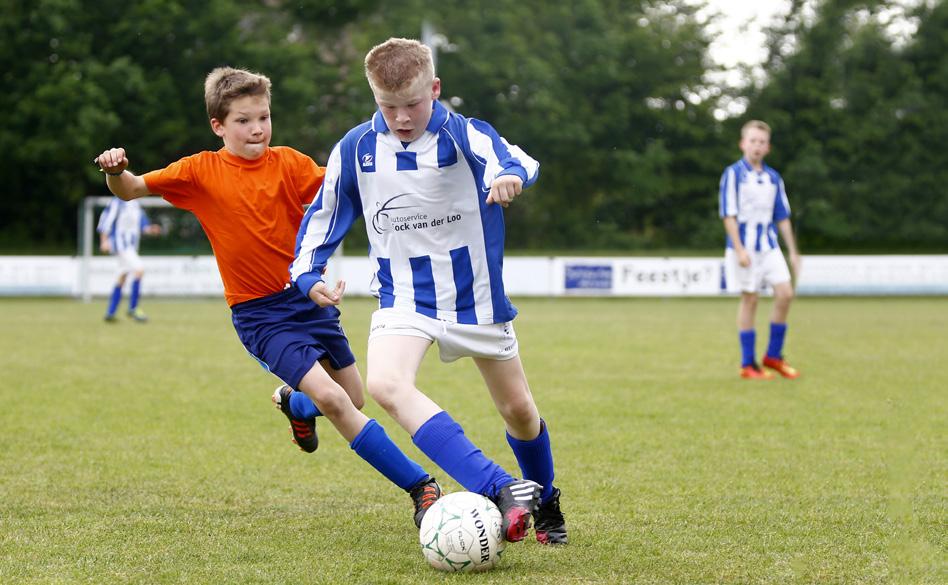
[78,196,177,302]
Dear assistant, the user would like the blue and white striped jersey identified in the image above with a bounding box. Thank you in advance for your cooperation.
[291,100,539,324]
[718,158,791,252]
[96,198,151,254]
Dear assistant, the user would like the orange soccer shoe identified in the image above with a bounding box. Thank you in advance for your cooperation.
[762,356,800,379]
[740,363,775,380]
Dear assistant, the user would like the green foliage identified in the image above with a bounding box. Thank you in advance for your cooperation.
[0,296,945,583]
[743,0,948,252]
[1,0,946,253]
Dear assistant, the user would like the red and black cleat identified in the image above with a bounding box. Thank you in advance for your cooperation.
[534,488,568,544]
[272,385,318,453]
[492,479,541,542]
[409,477,442,528]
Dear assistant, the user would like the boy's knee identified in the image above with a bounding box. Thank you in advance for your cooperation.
[499,394,538,426]
[349,393,365,410]
[365,373,407,407]
[311,386,352,418]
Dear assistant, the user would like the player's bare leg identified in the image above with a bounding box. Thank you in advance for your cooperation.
[368,335,536,541]
[324,360,365,410]
[763,282,800,378]
[738,292,772,379]
[770,281,794,323]
[297,363,373,443]
[474,355,540,440]
[737,291,758,330]
[476,355,566,544]
[365,335,440,434]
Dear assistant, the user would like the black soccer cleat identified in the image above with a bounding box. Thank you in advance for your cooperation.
[409,476,442,528]
[534,487,568,544]
[272,385,318,453]
[491,479,541,543]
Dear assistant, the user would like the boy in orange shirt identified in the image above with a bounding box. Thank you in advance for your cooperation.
[94,67,440,528]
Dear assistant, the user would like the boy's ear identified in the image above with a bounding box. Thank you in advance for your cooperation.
[209,118,225,137]
[431,77,441,100]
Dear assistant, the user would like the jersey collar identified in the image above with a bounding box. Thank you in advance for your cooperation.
[219,146,270,168]
[740,157,769,174]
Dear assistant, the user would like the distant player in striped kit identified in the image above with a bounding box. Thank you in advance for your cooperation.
[719,120,802,379]
[97,197,161,322]
[291,38,567,544]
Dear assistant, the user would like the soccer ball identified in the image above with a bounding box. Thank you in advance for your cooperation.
[419,491,506,572]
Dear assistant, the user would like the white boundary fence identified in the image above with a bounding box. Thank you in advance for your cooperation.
[0,196,941,298]
[2,254,947,298]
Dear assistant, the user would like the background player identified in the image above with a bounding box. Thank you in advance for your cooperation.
[291,38,566,544]
[93,66,440,528]
[719,120,802,380]
[97,196,161,322]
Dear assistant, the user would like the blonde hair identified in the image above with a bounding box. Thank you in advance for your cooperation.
[204,67,271,121]
[741,119,771,138]
[364,38,435,94]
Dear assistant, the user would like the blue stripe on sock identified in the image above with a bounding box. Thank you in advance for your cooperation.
[413,411,513,498]
[506,419,554,502]
[129,278,141,310]
[106,285,122,316]
[289,390,322,418]
[351,419,428,491]
[767,322,787,359]
[739,329,756,367]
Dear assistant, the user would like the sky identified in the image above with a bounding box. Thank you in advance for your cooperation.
[699,0,789,83]
[695,0,927,118]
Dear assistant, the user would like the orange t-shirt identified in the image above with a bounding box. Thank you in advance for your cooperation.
[143,146,325,306]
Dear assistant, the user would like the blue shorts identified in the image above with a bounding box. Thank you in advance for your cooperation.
[230,286,356,389]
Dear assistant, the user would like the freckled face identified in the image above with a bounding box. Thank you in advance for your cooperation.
[211,94,272,160]
[373,76,441,143]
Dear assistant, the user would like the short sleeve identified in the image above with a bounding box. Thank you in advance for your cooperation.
[143,156,197,211]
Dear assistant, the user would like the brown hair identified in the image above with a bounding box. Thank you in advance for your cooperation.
[364,38,435,94]
[204,67,271,121]
[741,119,771,138]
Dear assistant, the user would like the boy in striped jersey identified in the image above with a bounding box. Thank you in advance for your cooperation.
[93,67,440,530]
[292,38,566,544]
[97,197,161,322]
[719,120,802,380]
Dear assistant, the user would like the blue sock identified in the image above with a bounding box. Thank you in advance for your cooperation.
[351,419,428,491]
[106,285,122,316]
[766,322,787,359]
[506,419,555,502]
[739,329,756,367]
[413,411,513,498]
[288,390,322,418]
[129,278,142,310]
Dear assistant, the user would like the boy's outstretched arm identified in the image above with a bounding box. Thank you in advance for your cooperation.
[93,148,150,201]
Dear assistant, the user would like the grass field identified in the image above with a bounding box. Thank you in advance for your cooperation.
[0,296,944,584]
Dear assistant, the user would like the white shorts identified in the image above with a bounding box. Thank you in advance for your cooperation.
[724,248,791,294]
[116,249,144,274]
[368,308,518,363]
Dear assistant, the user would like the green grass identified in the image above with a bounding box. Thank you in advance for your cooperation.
[0,296,944,584]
